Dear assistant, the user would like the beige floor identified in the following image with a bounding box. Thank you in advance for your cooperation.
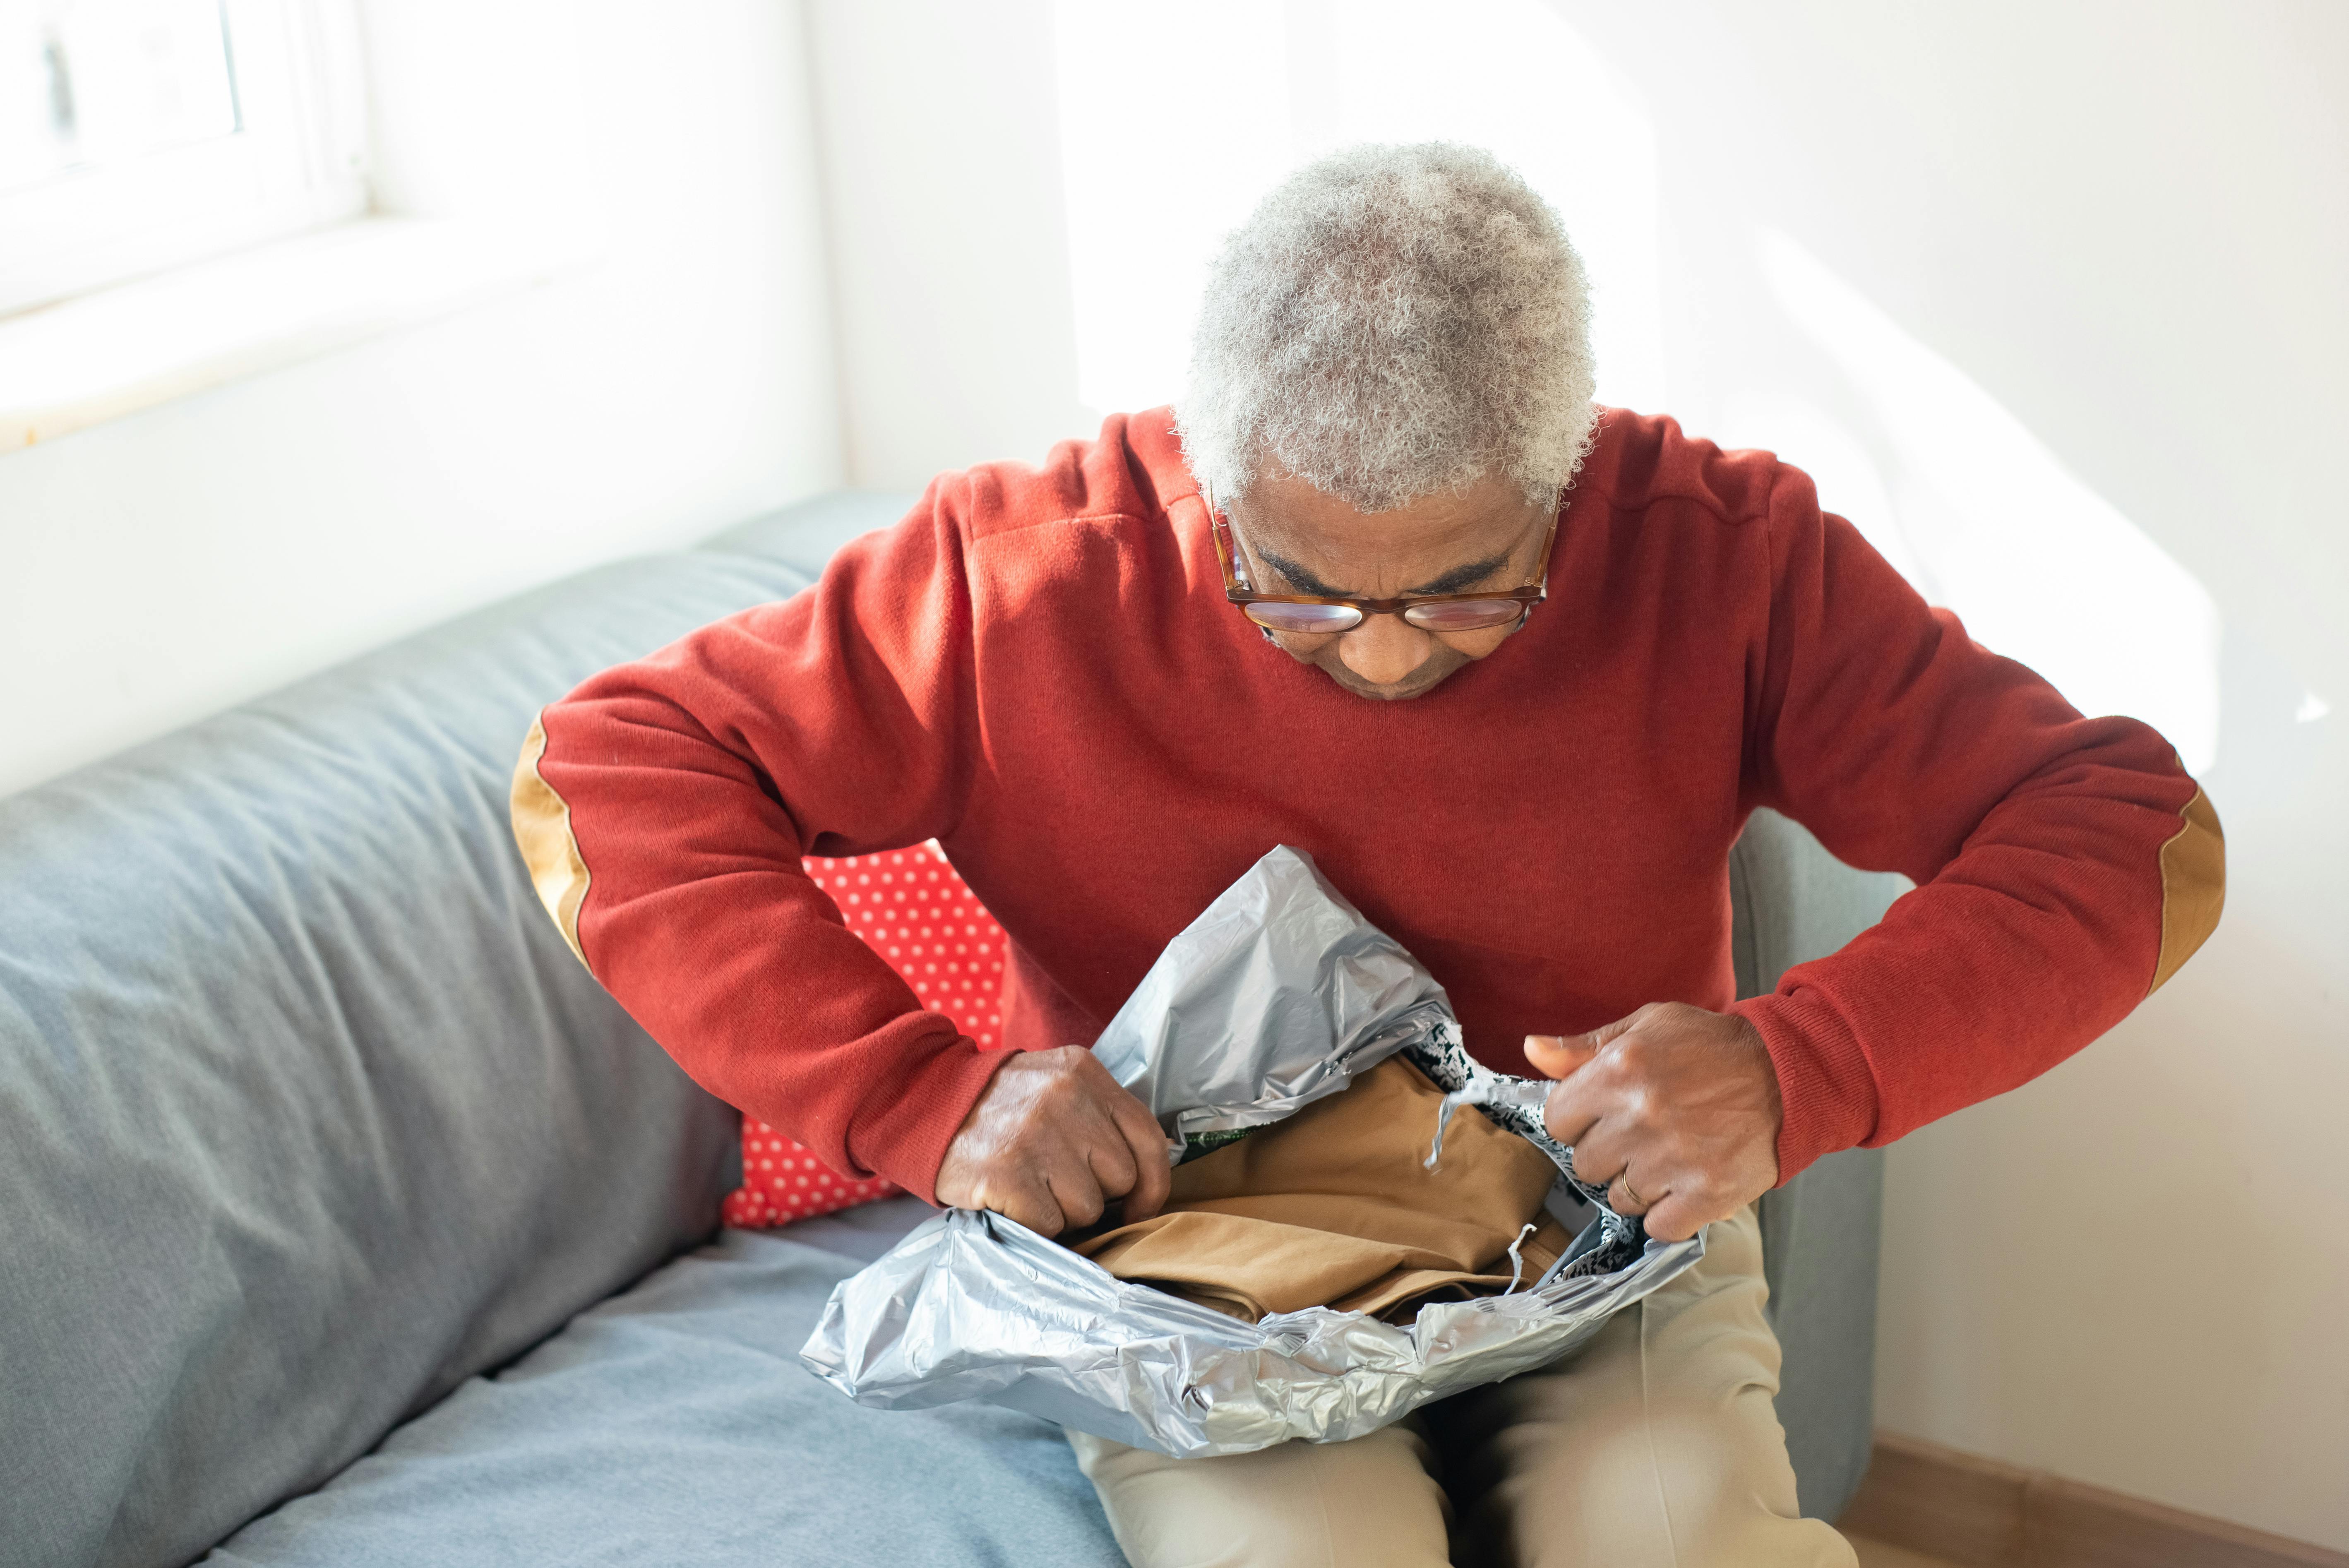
[1849,1533,1969,1568]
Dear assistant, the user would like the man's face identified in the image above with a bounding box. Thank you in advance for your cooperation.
[1224,470,1552,701]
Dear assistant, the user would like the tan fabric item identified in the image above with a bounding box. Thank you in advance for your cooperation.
[1074,1056,1565,1322]
[2150,784,2224,993]
[508,716,593,970]
[1070,1203,1856,1568]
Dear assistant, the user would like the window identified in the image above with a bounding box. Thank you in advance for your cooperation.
[0,0,367,316]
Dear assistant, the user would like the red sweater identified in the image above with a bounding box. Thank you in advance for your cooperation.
[515,408,2222,1203]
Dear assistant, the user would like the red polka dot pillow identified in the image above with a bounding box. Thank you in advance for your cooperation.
[721,843,1007,1228]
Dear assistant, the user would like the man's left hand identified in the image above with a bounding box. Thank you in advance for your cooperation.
[1525,1003,1783,1243]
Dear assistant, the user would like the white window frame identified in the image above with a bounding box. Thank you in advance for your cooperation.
[0,0,371,317]
[0,1,603,453]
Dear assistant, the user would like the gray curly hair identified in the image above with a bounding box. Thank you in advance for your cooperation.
[1177,142,1598,514]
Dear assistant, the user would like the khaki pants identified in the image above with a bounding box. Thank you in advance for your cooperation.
[1067,1204,1855,1568]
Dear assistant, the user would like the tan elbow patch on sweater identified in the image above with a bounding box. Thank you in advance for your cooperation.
[2150,786,2223,994]
[510,716,593,971]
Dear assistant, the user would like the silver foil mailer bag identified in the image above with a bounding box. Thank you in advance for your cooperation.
[800,846,1703,1458]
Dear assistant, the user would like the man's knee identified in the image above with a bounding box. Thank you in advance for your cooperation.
[1069,1423,1451,1568]
[1460,1383,1850,1567]
[1441,1207,1852,1567]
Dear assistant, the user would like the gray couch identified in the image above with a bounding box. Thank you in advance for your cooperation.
[0,491,1904,1568]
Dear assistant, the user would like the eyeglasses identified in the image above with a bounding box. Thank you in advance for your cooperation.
[1206,495,1559,636]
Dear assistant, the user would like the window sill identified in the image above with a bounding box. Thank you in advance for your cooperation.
[0,216,598,452]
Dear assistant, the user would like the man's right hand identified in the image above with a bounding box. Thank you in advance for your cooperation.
[932,1045,1172,1237]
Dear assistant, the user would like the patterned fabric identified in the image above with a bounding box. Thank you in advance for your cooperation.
[723,846,1006,1227]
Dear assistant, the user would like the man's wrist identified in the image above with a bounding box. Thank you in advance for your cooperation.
[1729,993,1877,1184]
[842,1035,1014,1205]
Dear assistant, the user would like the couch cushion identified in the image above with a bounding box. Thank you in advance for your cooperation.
[201,1201,1123,1568]
[723,843,1010,1228]
[0,545,826,1568]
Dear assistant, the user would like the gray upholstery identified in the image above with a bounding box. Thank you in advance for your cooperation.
[0,551,817,1568]
[202,1209,1121,1568]
[1734,813,1908,1520]
[0,487,1896,1566]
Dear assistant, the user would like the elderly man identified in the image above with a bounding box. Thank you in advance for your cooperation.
[512,144,2222,1566]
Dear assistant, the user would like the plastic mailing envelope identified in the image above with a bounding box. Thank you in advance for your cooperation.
[800,845,1703,1457]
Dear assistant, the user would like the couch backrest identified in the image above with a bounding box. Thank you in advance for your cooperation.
[1731,806,1908,1520]
[0,494,909,1568]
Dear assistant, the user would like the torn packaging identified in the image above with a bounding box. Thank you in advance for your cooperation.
[799,845,1704,1458]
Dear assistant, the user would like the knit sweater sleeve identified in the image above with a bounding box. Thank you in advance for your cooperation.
[1730,463,2224,1181]
[509,483,1002,1202]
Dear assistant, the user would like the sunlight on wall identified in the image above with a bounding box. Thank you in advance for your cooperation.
[1050,0,1664,421]
[1747,230,2221,773]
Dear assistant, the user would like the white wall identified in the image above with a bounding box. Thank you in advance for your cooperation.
[805,0,2348,1548]
[1607,6,2345,1549]
[0,0,842,799]
[803,1,1090,485]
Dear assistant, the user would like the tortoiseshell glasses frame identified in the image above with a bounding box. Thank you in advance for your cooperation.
[1206,492,1560,635]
